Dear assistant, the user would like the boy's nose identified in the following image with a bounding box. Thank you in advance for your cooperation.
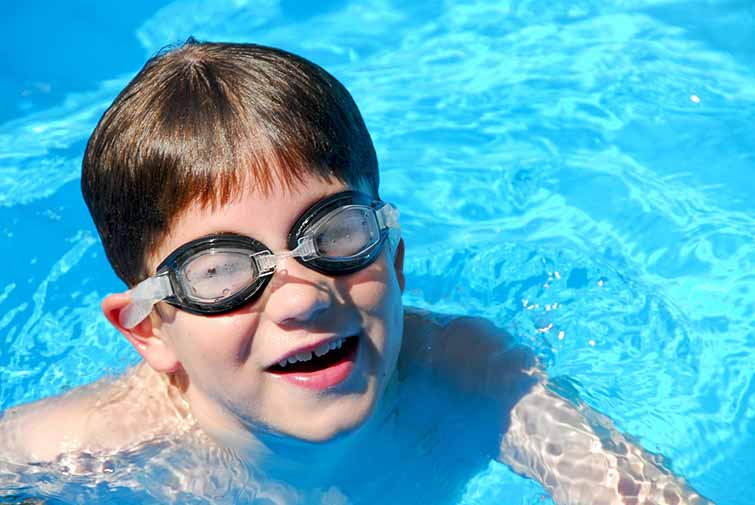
[265,257,333,325]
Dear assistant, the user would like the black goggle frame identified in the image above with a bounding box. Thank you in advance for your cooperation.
[153,191,389,316]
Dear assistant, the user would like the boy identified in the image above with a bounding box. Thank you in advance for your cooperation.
[0,40,712,504]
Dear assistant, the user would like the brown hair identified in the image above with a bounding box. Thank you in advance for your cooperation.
[81,39,379,286]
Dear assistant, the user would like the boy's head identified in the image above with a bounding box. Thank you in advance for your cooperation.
[82,39,379,287]
[83,40,405,446]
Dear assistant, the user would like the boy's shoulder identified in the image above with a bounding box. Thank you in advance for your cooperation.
[0,363,188,465]
[400,308,537,394]
[0,385,100,463]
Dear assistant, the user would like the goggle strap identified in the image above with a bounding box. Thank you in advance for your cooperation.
[119,274,173,329]
[376,203,401,256]
[376,203,400,230]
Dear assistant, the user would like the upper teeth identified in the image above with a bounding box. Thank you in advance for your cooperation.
[277,337,346,368]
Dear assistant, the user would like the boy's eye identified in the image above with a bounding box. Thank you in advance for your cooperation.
[181,250,256,301]
[314,207,379,258]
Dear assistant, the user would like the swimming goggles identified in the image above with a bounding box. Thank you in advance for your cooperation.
[119,191,400,329]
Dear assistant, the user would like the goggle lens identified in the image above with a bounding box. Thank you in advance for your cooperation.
[312,206,381,260]
[180,248,259,303]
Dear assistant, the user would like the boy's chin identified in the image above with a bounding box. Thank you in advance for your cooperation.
[285,424,361,444]
[261,340,392,444]
[273,393,379,445]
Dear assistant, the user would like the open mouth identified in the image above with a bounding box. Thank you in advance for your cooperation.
[267,336,359,375]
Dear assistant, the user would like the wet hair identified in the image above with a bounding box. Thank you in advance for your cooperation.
[81,39,379,286]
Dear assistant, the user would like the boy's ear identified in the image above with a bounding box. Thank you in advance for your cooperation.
[101,292,181,373]
[393,238,405,293]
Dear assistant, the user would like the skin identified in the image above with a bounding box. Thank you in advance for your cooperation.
[104,174,406,467]
[0,174,714,504]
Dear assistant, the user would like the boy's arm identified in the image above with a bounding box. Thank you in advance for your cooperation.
[417,313,713,505]
[499,381,714,505]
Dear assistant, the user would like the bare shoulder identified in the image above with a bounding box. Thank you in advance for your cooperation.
[401,307,537,394]
[0,383,100,462]
[0,363,187,464]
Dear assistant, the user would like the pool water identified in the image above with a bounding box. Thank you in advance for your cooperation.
[1,0,753,503]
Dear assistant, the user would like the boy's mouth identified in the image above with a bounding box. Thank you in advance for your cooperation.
[266,336,359,391]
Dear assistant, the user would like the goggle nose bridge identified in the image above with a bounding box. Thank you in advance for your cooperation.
[252,235,318,274]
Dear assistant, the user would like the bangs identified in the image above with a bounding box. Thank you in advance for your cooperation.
[128,51,357,213]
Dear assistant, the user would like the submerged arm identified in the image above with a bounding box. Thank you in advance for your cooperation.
[407,310,713,504]
[499,380,714,505]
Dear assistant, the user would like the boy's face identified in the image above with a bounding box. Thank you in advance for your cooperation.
[143,174,404,445]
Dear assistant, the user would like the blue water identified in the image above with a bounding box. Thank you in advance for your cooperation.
[1,1,753,503]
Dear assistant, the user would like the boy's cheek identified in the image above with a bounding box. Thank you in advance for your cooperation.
[341,255,401,302]
[159,309,261,362]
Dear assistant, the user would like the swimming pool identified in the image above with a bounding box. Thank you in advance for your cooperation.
[1,0,753,503]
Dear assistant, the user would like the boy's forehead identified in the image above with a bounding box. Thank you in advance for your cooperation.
[195,169,360,213]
